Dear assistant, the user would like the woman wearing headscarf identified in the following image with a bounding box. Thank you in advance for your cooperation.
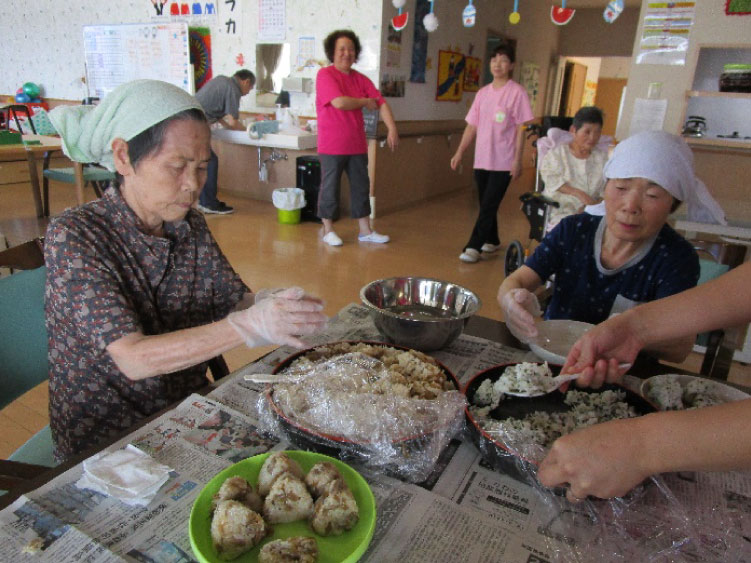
[46,80,327,462]
[497,130,726,363]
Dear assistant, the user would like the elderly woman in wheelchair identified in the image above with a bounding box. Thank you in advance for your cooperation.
[538,106,609,231]
[498,130,726,364]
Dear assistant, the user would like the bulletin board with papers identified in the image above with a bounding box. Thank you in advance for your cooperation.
[83,22,192,99]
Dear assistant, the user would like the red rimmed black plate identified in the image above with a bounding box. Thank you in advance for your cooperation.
[463,362,656,488]
[265,341,459,462]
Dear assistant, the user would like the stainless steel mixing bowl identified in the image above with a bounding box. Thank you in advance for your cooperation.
[359,277,481,351]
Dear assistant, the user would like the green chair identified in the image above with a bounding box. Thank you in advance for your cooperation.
[41,151,115,217]
[0,239,56,495]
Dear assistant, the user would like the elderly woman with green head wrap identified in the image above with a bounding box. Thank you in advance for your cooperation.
[45,80,327,462]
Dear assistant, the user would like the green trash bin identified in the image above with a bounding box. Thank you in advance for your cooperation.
[272,188,305,225]
[277,208,301,224]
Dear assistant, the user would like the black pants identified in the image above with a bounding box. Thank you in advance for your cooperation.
[199,149,220,207]
[464,169,512,251]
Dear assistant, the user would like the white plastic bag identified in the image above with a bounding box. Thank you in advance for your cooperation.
[272,187,306,210]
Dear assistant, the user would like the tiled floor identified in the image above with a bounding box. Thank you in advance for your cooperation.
[2,169,750,458]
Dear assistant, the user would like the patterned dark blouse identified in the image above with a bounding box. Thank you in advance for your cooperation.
[44,187,249,462]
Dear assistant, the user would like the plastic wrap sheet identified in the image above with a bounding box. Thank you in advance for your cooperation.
[467,394,750,562]
[256,350,467,483]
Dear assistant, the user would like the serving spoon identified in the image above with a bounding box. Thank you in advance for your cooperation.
[502,363,632,398]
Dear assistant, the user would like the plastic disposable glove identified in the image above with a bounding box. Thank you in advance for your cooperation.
[228,287,327,349]
[253,288,283,304]
[501,288,542,344]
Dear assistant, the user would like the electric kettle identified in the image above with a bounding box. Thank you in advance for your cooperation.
[682,116,707,138]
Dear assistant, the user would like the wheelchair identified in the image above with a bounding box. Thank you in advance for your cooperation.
[503,116,572,277]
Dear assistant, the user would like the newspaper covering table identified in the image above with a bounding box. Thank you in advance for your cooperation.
[1,304,749,562]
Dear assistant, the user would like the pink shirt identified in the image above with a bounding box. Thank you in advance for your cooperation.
[465,80,533,171]
[316,65,384,155]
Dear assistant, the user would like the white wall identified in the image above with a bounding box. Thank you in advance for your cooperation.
[617,2,751,138]
[1,0,382,115]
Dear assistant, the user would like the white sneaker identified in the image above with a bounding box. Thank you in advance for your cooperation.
[358,231,390,244]
[481,243,501,253]
[459,248,480,263]
[322,231,343,246]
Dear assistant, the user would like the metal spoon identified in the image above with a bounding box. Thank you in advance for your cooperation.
[503,363,632,398]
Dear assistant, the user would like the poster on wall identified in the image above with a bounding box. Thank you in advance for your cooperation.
[636,2,695,65]
[463,56,481,92]
[381,74,406,97]
[436,51,465,101]
[189,27,212,91]
[520,62,539,109]
[297,36,315,68]
[386,26,402,68]
[259,0,285,41]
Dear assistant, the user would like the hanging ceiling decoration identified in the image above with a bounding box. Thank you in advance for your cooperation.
[551,0,576,25]
[391,0,409,31]
[424,0,439,32]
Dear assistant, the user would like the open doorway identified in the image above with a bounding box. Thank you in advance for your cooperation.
[548,56,630,138]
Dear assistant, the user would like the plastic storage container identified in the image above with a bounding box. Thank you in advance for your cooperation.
[719,64,751,93]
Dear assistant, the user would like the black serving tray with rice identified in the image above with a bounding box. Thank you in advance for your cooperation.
[266,341,459,467]
[463,362,656,489]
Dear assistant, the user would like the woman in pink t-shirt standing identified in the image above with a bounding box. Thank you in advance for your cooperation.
[315,29,399,247]
[450,43,534,263]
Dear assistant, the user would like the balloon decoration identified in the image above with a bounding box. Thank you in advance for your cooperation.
[551,1,575,25]
[14,82,42,103]
[462,0,476,27]
[392,0,409,31]
[424,0,439,32]
[509,0,521,24]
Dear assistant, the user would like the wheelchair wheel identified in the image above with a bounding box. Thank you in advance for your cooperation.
[504,240,524,277]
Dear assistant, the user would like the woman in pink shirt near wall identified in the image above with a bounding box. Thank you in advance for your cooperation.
[450,43,534,263]
[315,29,399,247]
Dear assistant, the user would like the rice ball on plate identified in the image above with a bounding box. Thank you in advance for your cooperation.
[258,452,305,496]
[309,479,359,536]
[305,461,343,498]
[263,474,315,524]
[211,499,267,560]
[258,536,318,563]
[211,475,263,513]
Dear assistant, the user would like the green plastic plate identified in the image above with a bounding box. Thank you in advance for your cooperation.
[189,451,376,563]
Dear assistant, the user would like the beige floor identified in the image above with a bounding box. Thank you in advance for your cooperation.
[1,172,749,458]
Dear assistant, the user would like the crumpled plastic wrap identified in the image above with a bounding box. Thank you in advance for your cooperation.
[256,348,467,483]
[466,387,751,562]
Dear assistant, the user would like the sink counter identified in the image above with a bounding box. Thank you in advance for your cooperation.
[212,128,317,150]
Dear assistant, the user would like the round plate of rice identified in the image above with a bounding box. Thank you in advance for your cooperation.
[528,320,594,365]
[463,362,655,487]
[641,374,750,411]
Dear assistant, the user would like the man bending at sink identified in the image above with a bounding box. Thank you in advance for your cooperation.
[195,69,255,214]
